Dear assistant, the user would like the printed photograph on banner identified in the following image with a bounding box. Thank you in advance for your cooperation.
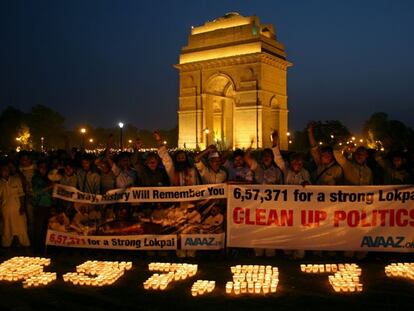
[48,199,225,236]
[47,185,226,250]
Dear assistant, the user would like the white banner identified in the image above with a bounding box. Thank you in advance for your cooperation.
[227,185,414,252]
[46,230,177,250]
[53,184,227,204]
[181,233,225,250]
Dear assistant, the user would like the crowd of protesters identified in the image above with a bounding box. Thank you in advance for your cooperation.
[1,126,414,259]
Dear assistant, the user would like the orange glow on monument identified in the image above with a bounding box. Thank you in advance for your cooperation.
[176,12,291,149]
[190,13,253,35]
[179,42,262,64]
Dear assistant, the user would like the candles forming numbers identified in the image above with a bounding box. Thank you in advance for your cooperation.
[62,260,132,287]
[226,265,279,295]
[0,256,54,288]
[143,262,198,291]
[300,263,363,293]
[385,263,414,280]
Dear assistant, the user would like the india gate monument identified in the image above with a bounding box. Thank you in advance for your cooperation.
[176,12,292,150]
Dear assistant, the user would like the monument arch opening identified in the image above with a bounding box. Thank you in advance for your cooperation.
[204,73,235,149]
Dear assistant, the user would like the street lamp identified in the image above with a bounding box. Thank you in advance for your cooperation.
[118,122,124,151]
[80,128,86,148]
[41,137,44,152]
[204,128,210,146]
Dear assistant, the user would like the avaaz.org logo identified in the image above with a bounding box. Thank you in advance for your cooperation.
[184,237,221,247]
[360,236,414,249]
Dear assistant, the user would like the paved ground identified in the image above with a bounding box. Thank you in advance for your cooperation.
[0,248,413,311]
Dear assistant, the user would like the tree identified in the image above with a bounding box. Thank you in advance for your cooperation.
[364,112,414,151]
[0,106,26,151]
[16,124,32,150]
[27,105,66,150]
[290,120,351,151]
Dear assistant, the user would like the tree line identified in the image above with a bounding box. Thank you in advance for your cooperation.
[0,105,177,151]
[0,105,413,152]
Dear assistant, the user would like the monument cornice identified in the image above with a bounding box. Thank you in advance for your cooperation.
[175,52,292,71]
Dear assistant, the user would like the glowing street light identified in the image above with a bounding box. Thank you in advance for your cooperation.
[204,128,210,146]
[118,122,124,151]
[89,138,94,143]
[80,128,86,148]
[286,132,291,137]
[128,139,132,144]
[41,137,44,152]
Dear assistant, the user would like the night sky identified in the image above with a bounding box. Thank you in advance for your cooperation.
[1,0,413,133]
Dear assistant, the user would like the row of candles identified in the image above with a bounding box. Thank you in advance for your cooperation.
[301,263,363,293]
[143,262,198,291]
[148,262,198,274]
[2,257,412,293]
[226,265,279,295]
[63,260,132,286]
[385,263,414,280]
[191,280,215,296]
[300,264,341,273]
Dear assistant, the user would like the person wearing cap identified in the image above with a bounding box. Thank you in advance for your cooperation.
[194,145,227,184]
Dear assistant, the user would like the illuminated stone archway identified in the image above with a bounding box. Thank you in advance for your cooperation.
[203,73,235,149]
[176,13,291,150]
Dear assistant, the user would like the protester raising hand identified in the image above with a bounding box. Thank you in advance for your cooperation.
[153,130,164,146]
[271,130,279,147]
[134,138,143,151]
